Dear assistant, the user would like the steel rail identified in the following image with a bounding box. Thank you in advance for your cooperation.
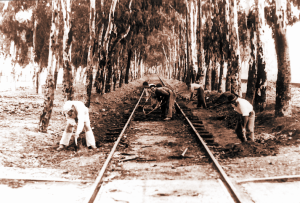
[83,89,145,203]
[159,77,243,203]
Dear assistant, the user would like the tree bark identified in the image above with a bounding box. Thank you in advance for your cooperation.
[205,60,212,90]
[61,0,73,100]
[198,0,206,84]
[224,0,231,92]
[185,1,191,86]
[54,1,60,90]
[125,49,131,84]
[274,0,292,117]
[254,0,267,111]
[39,0,59,133]
[54,55,59,89]
[189,0,198,77]
[101,0,118,92]
[246,12,257,105]
[119,68,123,88]
[228,0,242,96]
[32,1,40,94]
[218,57,224,92]
[85,0,96,107]
[211,59,219,90]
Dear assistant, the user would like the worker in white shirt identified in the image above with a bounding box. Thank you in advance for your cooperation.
[189,83,207,109]
[228,94,255,142]
[57,101,97,151]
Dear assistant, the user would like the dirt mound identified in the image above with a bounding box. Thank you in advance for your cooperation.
[205,91,239,129]
[217,140,280,159]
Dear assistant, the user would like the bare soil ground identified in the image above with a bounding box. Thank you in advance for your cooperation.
[1,76,300,202]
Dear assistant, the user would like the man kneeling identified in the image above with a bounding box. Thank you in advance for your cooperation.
[57,101,97,151]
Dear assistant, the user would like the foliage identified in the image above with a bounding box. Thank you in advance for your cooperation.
[34,1,52,68]
[265,0,300,35]
[71,0,89,68]
[0,1,32,67]
[0,0,53,68]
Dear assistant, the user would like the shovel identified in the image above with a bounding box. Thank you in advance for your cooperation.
[143,101,163,116]
[168,148,194,159]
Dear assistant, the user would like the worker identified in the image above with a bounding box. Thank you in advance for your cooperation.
[57,101,97,151]
[189,83,207,109]
[150,85,176,120]
[228,94,255,142]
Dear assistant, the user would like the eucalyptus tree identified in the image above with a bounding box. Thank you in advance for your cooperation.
[197,0,205,83]
[84,0,96,107]
[39,0,60,132]
[245,0,267,112]
[265,0,300,116]
[203,0,212,91]
[61,0,74,100]
[218,0,230,92]
[228,0,242,96]
[0,1,52,93]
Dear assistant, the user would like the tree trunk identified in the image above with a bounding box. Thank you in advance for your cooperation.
[218,0,228,93]
[224,0,231,92]
[54,55,59,89]
[36,62,42,94]
[189,0,198,78]
[205,60,212,90]
[85,0,96,107]
[211,59,219,90]
[254,0,267,111]
[125,49,131,84]
[218,57,224,92]
[32,1,40,94]
[101,0,118,92]
[197,0,204,83]
[185,2,191,86]
[246,13,257,104]
[61,0,73,100]
[105,63,112,93]
[228,0,242,96]
[204,0,212,90]
[101,70,106,94]
[95,68,103,94]
[274,0,292,117]
[39,0,59,133]
[54,1,60,90]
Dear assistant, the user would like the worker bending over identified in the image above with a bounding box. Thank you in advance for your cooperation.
[228,95,255,142]
[57,101,97,151]
[150,85,176,121]
[189,83,206,109]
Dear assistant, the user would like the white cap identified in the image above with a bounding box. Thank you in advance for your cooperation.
[149,84,155,88]
[63,101,73,112]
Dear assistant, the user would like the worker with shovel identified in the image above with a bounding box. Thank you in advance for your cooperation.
[228,94,255,142]
[148,84,176,121]
[57,101,97,151]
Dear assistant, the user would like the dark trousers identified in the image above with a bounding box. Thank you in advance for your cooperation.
[197,87,207,108]
[235,111,255,141]
[160,89,176,118]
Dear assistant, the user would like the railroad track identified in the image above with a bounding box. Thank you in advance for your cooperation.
[83,75,245,203]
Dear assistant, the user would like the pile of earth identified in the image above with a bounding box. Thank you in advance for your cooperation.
[216,141,280,159]
[205,91,239,129]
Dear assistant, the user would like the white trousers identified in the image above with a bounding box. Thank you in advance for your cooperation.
[60,123,96,147]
